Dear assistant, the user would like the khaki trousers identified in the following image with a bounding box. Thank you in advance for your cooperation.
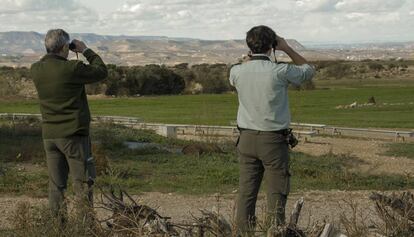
[43,136,96,219]
[236,129,290,233]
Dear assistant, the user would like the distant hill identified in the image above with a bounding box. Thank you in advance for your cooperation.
[306,41,414,50]
[0,31,413,66]
[0,31,44,54]
[0,31,308,66]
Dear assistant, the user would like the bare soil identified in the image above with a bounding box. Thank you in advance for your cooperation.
[296,136,414,176]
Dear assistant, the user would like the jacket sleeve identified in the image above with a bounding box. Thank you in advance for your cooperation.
[278,63,315,86]
[73,49,108,84]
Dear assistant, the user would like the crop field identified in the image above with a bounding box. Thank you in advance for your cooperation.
[1,85,414,128]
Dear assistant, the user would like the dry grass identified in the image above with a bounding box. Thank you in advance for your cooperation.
[339,198,371,237]
[10,201,97,237]
[8,189,414,236]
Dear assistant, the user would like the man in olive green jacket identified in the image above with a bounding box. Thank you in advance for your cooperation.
[31,29,107,220]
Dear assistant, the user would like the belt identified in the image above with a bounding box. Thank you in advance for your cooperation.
[238,127,289,135]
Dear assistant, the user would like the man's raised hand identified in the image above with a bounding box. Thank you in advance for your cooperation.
[274,35,291,53]
[71,39,87,53]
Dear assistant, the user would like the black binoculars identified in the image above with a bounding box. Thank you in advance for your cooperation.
[272,40,278,49]
[69,41,76,51]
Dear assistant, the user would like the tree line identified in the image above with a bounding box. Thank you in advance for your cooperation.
[95,63,233,96]
[2,59,411,98]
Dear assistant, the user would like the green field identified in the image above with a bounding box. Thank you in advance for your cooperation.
[1,85,414,128]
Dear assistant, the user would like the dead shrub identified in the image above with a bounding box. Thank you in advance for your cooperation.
[371,192,414,237]
[10,201,99,237]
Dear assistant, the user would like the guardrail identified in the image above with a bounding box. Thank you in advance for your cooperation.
[94,115,142,125]
[0,113,142,124]
[0,113,42,121]
[1,113,412,141]
[325,126,414,141]
[290,122,326,132]
[290,122,413,141]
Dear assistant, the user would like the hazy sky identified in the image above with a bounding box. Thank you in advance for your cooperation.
[0,0,413,43]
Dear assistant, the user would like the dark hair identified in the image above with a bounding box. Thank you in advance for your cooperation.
[246,25,277,54]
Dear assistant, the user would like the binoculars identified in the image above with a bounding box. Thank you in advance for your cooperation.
[272,39,278,50]
[69,41,76,51]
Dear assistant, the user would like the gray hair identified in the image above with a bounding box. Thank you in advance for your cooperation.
[44,29,70,54]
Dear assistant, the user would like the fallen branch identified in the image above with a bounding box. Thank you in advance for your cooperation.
[370,192,414,222]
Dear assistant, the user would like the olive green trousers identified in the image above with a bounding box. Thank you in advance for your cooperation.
[43,136,96,219]
[236,130,290,233]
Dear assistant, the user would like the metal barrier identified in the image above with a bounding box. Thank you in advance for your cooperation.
[324,126,414,141]
[1,113,412,141]
[291,121,413,141]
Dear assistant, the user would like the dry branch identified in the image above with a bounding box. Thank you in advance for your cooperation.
[319,224,334,237]
[289,197,304,227]
[370,191,414,222]
[97,186,176,236]
[267,197,307,237]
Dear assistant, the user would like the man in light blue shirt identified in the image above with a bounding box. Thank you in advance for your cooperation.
[230,25,315,233]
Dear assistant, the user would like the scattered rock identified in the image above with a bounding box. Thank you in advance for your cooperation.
[336,100,381,109]
[368,96,376,105]
[349,101,358,108]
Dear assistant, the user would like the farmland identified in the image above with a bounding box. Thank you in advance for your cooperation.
[1,84,414,128]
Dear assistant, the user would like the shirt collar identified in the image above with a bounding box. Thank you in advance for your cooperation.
[250,54,272,61]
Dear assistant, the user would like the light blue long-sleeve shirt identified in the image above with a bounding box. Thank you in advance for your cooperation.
[229,55,315,131]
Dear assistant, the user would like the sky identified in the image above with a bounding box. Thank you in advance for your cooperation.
[0,0,413,43]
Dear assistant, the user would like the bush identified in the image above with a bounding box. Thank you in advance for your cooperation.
[0,66,31,97]
[368,62,384,71]
[357,65,367,73]
[171,63,197,94]
[104,65,125,96]
[312,60,339,70]
[124,65,185,95]
[290,80,316,90]
[324,63,352,79]
[191,64,231,93]
[388,63,397,71]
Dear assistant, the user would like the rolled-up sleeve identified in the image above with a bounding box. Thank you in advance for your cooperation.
[279,63,315,86]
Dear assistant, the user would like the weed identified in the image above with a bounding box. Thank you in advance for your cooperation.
[384,143,414,160]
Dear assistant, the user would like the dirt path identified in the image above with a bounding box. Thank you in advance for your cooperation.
[296,136,414,175]
[0,190,403,230]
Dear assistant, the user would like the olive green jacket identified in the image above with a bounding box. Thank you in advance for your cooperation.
[31,49,108,139]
